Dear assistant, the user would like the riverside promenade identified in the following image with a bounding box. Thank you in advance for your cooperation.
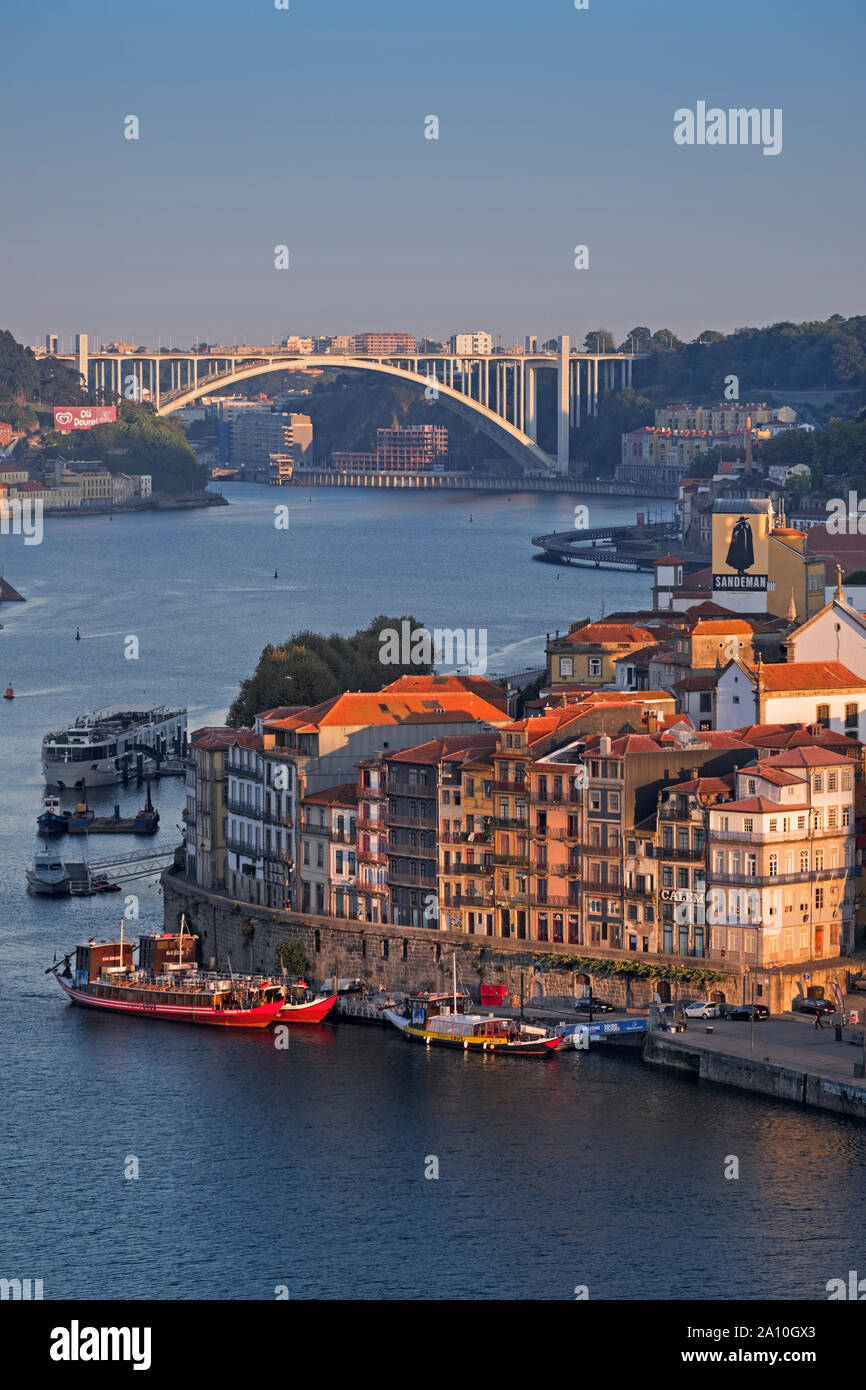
[644,1012,866,1119]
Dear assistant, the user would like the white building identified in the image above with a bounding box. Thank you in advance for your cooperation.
[784,584,866,681]
[715,658,866,743]
[448,331,493,356]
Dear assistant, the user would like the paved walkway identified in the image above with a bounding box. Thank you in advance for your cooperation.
[660,1012,866,1090]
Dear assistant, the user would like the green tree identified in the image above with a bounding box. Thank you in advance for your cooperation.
[227,614,432,726]
[275,939,311,978]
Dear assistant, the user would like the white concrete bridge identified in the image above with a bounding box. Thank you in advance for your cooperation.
[50,335,641,474]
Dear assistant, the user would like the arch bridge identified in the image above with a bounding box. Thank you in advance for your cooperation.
[58,336,640,474]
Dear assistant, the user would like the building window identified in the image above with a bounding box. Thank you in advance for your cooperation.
[589,659,602,677]
[816,704,830,729]
[768,854,778,877]
[559,657,574,678]
[845,703,859,731]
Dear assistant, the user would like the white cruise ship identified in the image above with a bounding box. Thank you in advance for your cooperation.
[42,705,187,787]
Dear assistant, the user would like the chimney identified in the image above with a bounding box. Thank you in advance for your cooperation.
[599,733,612,756]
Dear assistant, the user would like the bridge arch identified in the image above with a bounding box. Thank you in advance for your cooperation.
[157,356,557,472]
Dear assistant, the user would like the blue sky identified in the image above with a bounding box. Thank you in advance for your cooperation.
[1,0,863,349]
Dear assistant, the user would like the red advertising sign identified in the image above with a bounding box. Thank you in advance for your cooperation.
[53,407,117,431]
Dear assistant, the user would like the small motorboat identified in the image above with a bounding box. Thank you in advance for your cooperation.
[37,794,71,836]
[3,686,13,700]
[26,851,71,896]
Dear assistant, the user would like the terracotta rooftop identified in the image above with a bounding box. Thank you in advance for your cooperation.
[664,775,734,796]
[563,622,655,646]
[302,782,358,806]
[751,660,864,692]
[380,674,507,709]
[263,690,506,732]
[385,735,498,766]
[760,746,854,769]
[190,726,261,750]
[718,796,809,814]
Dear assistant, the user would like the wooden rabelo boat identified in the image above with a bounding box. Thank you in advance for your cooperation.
[382,960,566,1057]
[48,919,333,1028]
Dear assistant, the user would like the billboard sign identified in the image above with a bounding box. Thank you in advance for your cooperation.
[712,511,768,593]
[53,407,117,431]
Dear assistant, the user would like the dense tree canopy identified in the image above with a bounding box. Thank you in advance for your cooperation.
[42,399,205,494]
[227,615,433,726]
[0,328,87,409]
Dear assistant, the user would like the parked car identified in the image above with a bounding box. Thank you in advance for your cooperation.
[684,1000,722,1019]
[795,997,836,1016]
[573,997,615,1014]
[728,1004,770,1021]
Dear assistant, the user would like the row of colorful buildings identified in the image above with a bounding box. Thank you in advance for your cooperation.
[181,670,862,974]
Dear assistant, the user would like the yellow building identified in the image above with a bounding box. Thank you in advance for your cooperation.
[711,499,824,621]
[546,621,656,687]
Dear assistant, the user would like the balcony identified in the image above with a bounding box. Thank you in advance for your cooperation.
[491,853,528,866]
[711,867,850,887]
[358,881,389,897]
[357,847,387,865]
[356,815,385,832]
[444,891,495,908]
[227,797,263,819]
[658,845,705,863]
[492,779,527,794]
[387,813,436,831]
[490,816,528,830]
[452,861,493,875]
[535,896,581,910]
[300,820,329,836]
[581,841,623,857]
[226,765,264,783]
[715,826,851,844]
[226,837,262,858]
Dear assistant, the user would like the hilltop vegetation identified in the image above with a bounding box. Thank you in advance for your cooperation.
[227,616,432,727]
[42,400,205,495]
[0,329,87,428]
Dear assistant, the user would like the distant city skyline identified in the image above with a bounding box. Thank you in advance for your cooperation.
[2,0,863,347]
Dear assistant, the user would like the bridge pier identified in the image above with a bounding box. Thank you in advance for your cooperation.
[557,335,570,474]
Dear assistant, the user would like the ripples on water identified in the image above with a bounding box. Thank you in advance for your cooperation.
[2,487,865,1299]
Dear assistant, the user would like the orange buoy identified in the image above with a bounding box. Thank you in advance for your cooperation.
[4,686,14,700]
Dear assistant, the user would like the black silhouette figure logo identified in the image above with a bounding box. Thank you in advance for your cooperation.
[725,515,755,576]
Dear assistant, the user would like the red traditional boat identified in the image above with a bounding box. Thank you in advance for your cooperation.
[279,983,337,1024]
[49,926,287,1029]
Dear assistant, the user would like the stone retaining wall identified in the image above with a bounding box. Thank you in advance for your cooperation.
[161,873,732,1009]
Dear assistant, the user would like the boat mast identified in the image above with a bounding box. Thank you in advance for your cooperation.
[119,916,124,973]
[452,952,457,1015]
[177,913,186,970]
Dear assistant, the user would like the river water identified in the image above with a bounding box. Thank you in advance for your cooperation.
[1,484,864,1300]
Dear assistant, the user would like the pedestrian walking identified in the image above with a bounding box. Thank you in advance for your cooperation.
[814,1010,824,1030]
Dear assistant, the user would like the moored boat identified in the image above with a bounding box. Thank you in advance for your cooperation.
[36,794,71,836]
[42,704,187,787]
[383,960,565,1056]
[48,919,286,1028]
[278,978,337,1023]
[26,850,71,896]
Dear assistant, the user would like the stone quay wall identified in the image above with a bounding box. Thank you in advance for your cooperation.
[161,872,740,1010]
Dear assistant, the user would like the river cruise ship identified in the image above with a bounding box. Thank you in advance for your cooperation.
[42,705,187,787]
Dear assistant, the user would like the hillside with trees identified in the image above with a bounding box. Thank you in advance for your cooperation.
[42,400,206,494]
[227,615,432,726]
